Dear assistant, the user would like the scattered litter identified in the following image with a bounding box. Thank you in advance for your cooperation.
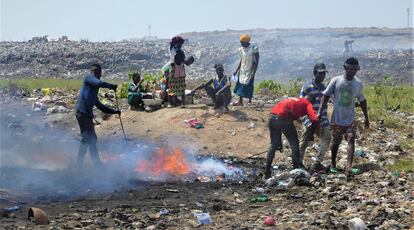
[32,102,47,111]
[266,169,311,188]
[184,118,204,129]
[196,176,211,183]
[248,122,256,129]
[313,143,320,151]
[3,205,21,212]
[159,209,169,215]
[166,189,179,193]
[264,216,277,226]
[348,217,367,230]
[194,211,212,225]
[253,187,265,193]
[28,207,49,225]
[249,194,269,203]
[47,105,68,114]
[354,149,367,157]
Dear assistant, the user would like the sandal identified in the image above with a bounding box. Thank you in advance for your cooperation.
[345,168,360,177]
[329,167,338,174]
[232,101,243,106]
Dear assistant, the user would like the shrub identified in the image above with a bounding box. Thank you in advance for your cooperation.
[256,80,282,95]
[372,75,412,111]
[287,77,304,97]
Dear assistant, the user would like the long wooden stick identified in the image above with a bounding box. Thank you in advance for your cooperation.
[114,91,127,141]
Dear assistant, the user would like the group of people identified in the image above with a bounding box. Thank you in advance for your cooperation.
[126,34,259,111]
[264,57,369,179]
[75,34,369,180]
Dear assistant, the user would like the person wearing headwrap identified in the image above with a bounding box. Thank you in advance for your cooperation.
[169,36,185,63]
[233,34,259,106]
[162,36,194,107]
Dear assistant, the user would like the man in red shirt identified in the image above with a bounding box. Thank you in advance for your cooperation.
[264,97,319,179]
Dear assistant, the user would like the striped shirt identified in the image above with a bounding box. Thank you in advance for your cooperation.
[299,81,329,127]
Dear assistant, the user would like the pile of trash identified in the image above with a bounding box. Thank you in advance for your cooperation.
[265,168,312,189]
[27,88,73,114]
[1,27,412,84]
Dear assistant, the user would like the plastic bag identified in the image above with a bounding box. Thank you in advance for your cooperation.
[231,73,239,83]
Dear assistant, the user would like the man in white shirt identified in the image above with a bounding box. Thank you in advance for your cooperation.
[318,57,369,178]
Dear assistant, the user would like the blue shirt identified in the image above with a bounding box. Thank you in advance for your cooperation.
[76,74,117,118]
[300,81,329,127]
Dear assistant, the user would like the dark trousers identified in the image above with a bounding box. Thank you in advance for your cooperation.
[76,112,101,167]
[204,85,231,109]
[266,114,301,172]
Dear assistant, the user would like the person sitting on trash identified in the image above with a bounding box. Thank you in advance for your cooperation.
[75,64,120,168]
[264,97,319,179]
[128,73,152,110]
[190,64,232,112]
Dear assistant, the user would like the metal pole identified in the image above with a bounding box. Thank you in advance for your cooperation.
[114,91,127,141]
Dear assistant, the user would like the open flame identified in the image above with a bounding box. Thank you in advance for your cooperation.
[135,148,191,176]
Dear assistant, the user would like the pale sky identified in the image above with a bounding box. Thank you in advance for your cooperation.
[1,0,413,41]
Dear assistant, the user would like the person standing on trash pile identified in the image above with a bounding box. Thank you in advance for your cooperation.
[264,97,320,179]
[164,36,194,107]
[318,57,369,178]
[191,64,232,112]
[232,34,259,106]
[75,64,120,168]
[162,54,194,107]
[299,63,331,171]
[127,73,152,110]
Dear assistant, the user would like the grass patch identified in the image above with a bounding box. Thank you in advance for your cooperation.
[387,157,414,173]
[0,78,125,91]
[365,85,414,114]
[0,78,83,91]
[400,139,414,152]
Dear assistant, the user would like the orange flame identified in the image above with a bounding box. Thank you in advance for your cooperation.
[135,148,191,176]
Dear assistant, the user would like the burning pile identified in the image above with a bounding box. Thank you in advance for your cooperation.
[135,148,191,176]
[133,147,243,182]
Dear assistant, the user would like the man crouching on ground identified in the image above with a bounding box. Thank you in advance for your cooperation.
[75,64,120,168]
[264,97,320,179]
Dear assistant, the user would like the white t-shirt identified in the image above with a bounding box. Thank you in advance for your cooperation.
[238,44,259,84]
[323,75,365,126]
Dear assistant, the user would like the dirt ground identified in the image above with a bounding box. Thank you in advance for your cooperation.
[97,105,272,158]
[1,101,413,229]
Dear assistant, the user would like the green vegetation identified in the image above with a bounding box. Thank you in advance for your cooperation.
[387,157,414,173]
[369,76,413,112]
[0,78,84,91]
[255,80,282,94]
[363,76,414,129]
[116,72,161,99]
[286,78,305,97]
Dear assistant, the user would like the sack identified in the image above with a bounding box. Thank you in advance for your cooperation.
[231,73,239,83]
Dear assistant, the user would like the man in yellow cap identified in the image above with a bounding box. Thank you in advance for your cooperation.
[233,34,259,106]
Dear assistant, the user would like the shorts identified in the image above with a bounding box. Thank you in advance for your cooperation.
[331,122,356,143]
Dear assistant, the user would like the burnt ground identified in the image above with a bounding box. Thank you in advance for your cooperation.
[0,100,413,229]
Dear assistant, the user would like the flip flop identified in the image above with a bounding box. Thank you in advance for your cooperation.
[329,167,338,174]
[345,168,360,178]
[351,168,360,175]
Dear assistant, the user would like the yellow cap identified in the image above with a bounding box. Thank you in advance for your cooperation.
[240,34,251,43]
